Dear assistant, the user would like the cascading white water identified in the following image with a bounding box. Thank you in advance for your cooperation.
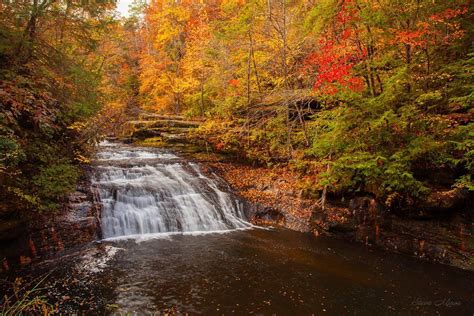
[94,141,251,239]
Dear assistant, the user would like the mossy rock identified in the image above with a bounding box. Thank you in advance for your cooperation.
[132,128,162,139]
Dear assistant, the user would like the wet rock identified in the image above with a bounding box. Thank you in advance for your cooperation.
[252,207,285,226]
[132,128,161,139]
[129,115,202,143]
[417,188,470,215]
[0,168,101,271]
[161,132,189,143]
[306,193,473,270]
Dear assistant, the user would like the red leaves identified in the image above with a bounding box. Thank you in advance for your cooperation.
[429,6,468,23]
[394,4,468,49]
[302,0,365,95]
[335,0,359,25]
[303,1,469,96]
[303,35,364,95]
[310,46,365,95]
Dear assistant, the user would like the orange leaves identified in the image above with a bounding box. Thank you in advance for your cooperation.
[395,28,430,48]
[228,78,239,87]
[208,161,314,220]
[215,141,226,151]
[428,6,468,44]
[393,3,468,51]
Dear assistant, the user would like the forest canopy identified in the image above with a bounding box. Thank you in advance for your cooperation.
[0,0,472,216]
[134,0,473,210]
[0,0,135,214]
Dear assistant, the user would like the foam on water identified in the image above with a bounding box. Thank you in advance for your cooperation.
[97,150,178,161]
[76,245,124,274]
[101,227,257,243]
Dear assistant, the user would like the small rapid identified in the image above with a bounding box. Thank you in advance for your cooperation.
[94,141,251,239]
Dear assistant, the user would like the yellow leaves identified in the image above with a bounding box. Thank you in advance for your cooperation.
[67,122,87,131]
[74,152,91,164]
[149,4,189,49]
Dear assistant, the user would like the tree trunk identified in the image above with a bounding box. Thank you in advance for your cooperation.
[249,32,262,99]
[200,77,205,117]
[295,102,309,147]
[405,44,411,65]
[246,46,252,147]
[321,155,331,212]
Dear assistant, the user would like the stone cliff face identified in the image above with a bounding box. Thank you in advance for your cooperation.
[0,167,101,273]
[310,194,473,270]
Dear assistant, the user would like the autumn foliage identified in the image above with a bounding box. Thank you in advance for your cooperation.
[0,0,472,215]
[302,0,365,94]
[131,0,473,209]
[0,1,130,214]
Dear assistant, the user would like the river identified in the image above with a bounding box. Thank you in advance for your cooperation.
[9,141,474,314]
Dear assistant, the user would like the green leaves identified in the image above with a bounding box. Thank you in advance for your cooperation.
[0,136,25,171]
[305,60,472,206]
[33,163,79,212]
[0,0,116,215]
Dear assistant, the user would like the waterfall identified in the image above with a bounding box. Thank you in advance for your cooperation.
[94,141,251,239]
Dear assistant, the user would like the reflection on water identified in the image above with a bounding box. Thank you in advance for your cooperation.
[95,228,473,315]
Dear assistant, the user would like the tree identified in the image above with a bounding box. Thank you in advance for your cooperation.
[0,0,117,213]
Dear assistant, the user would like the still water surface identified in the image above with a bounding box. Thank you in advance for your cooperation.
[94,228,473,315]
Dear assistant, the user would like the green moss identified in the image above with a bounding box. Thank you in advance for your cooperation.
[136,137,167,147]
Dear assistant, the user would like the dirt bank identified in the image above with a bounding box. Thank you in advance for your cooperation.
[197,156,473,271]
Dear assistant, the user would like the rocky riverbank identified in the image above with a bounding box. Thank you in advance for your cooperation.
[201,159,473,270]
[0,167,101,273]
[2,111,471,272]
